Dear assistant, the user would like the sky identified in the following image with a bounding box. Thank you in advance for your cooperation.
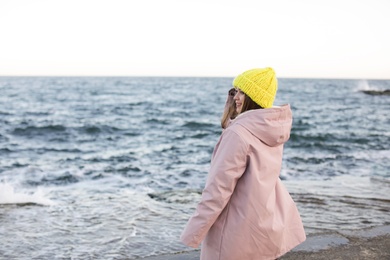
[0,0,389,79]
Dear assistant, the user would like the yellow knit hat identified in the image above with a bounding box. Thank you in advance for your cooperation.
[233,67,278,108]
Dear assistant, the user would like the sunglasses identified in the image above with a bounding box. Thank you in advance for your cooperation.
[229,88,237,97]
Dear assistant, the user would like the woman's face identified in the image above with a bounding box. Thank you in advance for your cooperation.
[233,88,245,114]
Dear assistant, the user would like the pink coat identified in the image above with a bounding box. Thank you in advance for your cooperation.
[180,104,306,260]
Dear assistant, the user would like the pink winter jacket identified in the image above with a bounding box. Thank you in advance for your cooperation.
[180,104,306,260]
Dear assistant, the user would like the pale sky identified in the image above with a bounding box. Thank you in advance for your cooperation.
[1,0,389,79]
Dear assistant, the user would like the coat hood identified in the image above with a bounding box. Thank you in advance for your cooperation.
[231,104,292,147]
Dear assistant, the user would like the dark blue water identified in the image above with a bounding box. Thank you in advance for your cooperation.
[0,77,389,259]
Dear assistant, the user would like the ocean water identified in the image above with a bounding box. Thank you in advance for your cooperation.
[0,76,389,259]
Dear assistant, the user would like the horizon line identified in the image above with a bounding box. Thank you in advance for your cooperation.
[0,74,389,81]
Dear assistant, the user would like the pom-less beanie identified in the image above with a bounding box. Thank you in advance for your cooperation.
[232,67,278,108]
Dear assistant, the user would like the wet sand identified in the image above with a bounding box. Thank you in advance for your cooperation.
[140,225,390,260]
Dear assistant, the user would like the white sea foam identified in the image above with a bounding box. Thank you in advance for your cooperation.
[0,183,55,206]
[356,79,387,92]
[357,80,371,90]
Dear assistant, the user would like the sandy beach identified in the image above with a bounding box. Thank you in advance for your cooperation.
[140,225,390,260]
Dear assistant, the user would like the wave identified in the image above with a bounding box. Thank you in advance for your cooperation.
[288,132,389,151]
[0,110,12,116]
[148,189,201,204]
[0,183,54,206]
[83,154,138,165]
[0,147,13,154]
[191,133,210,139]
[78,125,121,134]
[12,125,66,136]
[26,171,81,186]
[145,118,171,125]
[10,124,132,138]
[182,121,215,129]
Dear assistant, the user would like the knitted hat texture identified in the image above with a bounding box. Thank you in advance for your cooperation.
[233,67,278,108]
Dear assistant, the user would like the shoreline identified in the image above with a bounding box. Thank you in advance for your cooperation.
[140,225,390,260]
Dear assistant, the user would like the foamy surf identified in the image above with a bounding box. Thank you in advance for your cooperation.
[0,183,55,206]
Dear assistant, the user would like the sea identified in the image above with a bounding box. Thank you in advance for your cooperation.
[0,76,389,259]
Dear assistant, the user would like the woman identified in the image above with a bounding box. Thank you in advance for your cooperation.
[180,67,306,260]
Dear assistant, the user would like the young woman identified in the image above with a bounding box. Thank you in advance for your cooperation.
[181,67,306,260]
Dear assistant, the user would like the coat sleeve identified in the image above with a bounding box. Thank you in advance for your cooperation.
[180,128,248,248]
